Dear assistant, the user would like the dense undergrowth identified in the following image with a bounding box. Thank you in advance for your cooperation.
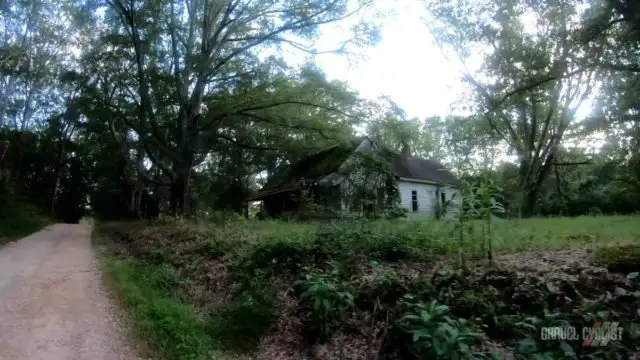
[97,216,640,359]
[0,201,51,242]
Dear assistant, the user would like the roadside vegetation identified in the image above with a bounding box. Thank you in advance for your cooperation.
[0,201,51,243]
[97,215,640,360]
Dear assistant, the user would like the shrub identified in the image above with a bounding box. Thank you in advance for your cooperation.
[395,296,484,359]
[359,261,408,305]
[240,238,310,275]
[192,238,235,260]
[513,312,576,359]
[204,210,245,225]
[312,220,422,261]
[294,262,355,341]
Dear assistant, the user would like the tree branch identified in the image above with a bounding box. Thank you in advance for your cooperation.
[552,160,591,166]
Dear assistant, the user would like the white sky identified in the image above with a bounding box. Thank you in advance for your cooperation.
[315,1,463,119]
[274,0,464,119]
[284,0,594,121]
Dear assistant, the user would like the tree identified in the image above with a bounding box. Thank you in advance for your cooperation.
[366,97,423,156]
[0,0,74,130]
[422,115,499,173]
[426,0,596,216]
[73,0,378,215]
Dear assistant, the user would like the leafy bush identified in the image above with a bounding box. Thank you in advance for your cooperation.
[396,296,484,359]
[294,262,355,341]
[359,261,408,304]
[143,247,170,265]
[204,210,246,225]
[513,312,575,359]
[192,238,235,259]
[240,237,310,275]
[312,220,425,261]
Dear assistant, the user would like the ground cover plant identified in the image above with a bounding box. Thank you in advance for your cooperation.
[97,215,640,360]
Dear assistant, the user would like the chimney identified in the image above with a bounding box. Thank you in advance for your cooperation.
[401,142,411,157]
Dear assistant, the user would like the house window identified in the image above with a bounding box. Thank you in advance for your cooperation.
[411,190,418,212]
[441,192,446,205]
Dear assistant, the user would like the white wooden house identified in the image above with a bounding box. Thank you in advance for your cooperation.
[251,137,461,218]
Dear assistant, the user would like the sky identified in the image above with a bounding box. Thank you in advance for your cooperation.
[315,1,463,119]
[284,0,594,122]
[284,0,466,120]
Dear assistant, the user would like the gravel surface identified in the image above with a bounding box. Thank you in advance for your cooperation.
[0,224,142,360]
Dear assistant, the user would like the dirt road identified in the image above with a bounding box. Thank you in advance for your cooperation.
[0,224,141,360]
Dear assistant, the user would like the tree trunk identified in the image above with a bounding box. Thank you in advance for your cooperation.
[170,167,190,216]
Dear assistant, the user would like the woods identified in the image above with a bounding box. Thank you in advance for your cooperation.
[3,0,640,358]
[1,0,640,222]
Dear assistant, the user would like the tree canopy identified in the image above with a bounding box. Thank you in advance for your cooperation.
[1,0,639,221]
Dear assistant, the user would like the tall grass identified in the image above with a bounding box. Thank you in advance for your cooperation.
[191,215,640,257]
[365,215,640,255]
[105,259,215,360]
[478,215,640,253]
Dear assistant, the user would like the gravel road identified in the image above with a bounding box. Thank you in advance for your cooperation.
[0,224,141,360]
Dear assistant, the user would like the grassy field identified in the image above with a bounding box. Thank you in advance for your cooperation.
[467,215,640,253]
[97,215,640,360]
[185,215,640,257]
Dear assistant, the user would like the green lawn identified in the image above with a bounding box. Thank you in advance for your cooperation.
[484,215,640,252]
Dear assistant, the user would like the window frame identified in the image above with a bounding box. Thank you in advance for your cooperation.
[411,190,419,212]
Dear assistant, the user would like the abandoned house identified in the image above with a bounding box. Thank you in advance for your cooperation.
[251,137,462,218]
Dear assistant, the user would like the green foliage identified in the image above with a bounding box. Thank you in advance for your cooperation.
[385,203,409,219]
[294,262,355,340]
[397,296,484,359]
[152,215,187,227]
[100,217,640,359]
[203,211,246,226]
[106,260,214,360]
[240,237,311,275]
[455,176,506,266]
[207,288,278,352]
[192,238,236,260]
[0,201,51,241]
[312,220,438,262]
[513,312,576,359]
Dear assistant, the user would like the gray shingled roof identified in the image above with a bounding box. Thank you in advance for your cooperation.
[393,157,461,186]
